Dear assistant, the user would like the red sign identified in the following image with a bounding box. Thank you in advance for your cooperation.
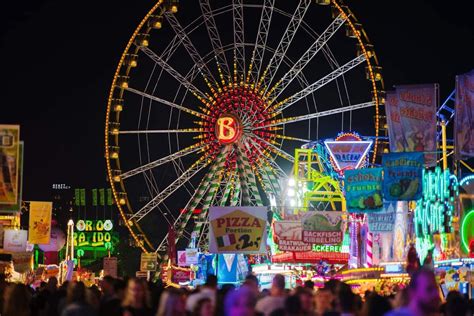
[272,251,349,264]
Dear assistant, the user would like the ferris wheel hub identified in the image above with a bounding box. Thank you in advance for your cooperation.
[216,113,242,144]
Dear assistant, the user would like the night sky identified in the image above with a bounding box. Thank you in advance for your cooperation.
[1,0,473,203]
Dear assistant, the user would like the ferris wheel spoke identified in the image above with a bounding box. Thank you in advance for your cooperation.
[247,0,275,84]
[130,157,211,222]
[269,54,367,113]
[121,144,207,180]
[244,140,279,197]
[251,134,295,163]
[138,46,209,101]
[248,137,287,180]
[124,86,209,120]
[118,128,204,135]
[258,0,311,92]
[266,15,347,103]
[233,0,246,81]
[236,143,263,206]
[258,101,375,129]
[200,0,231,82]
[164,12,219,91]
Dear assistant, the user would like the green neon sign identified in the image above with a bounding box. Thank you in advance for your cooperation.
[461,211,474,253]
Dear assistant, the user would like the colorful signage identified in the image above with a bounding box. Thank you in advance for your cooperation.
[209,206,267,254]
[383,152,424,201]
[0,125,20,205]
[3,229,27,252]
[345,168,383,213]
[103,257,118,278]
[73,219,118,251]
[324,133,372,174]
[368,202,396,232]
[216,114,242,144]
[28,201,52,244]
[385,84,438,166]
[455,69,474,159]
[301,211,343,244]
[185,248,199,265]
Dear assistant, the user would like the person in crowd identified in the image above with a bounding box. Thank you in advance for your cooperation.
[443,290,469,316]
[156,288,186,316]
[336,282,357,316]
[255,274,287,316]
[61,281,97,316]
[385,268,441,316]
[270,295,302,316]
[56,281,70,316]
[303,280,315,292]
[243,274,260,295]
[214,284,236,316]
[185,275,217,313]
[314,288,333,316]
[2,283,32,316]
[293,287,313,315]
[87,285,102,312]
[192,298,213,316]
[45,277,63,316]
[225,286,258,316]
[99,276,122,316]
[122,278,153,316]
[361,293,392,316]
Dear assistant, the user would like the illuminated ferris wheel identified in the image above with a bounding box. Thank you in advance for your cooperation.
[104,0,384,255]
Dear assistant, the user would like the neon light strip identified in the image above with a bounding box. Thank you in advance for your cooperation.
[324,140,373,171]
[460,175,474,186]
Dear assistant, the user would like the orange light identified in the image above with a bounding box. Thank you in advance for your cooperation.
[216,114,241,144]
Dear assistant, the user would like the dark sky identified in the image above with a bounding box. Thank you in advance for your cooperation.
[1,0,473,203]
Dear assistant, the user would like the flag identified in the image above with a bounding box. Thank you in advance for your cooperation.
[107,188,113,206]
[80,189,86,206]
[28,201,52,244]
[455,69,474,159]
[385,84,438,166]
[99,188,105,206]
[92,189,98,206]
[74,189,80,206]
[216,234,237,247]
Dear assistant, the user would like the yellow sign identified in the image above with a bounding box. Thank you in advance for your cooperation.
[209,207,267,254]
[28,201,52,244]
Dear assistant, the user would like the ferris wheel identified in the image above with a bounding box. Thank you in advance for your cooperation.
[105,0,384,255]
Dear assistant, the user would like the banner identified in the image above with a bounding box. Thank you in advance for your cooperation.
[92,189,98,206]
[455,70,474,159]
[80,189,86,206]
[107,188,113,206]
[0,142,23,212]
[3,229,27,252]
[345,168,383,213]
[28,201,52,244]
[209,206,267,254]
[99,188,105,206]
[75,189,80,206]
[385,84,437,166]
[383,152,423,201]
[301,211,343,244]
[0,125,20,205]
[368,202,396,232]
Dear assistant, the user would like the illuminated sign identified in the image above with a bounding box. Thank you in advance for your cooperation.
[324,133,372,174]
[73,219,117,252]
[216,114,241,144]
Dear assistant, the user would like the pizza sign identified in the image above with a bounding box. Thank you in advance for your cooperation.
[209,207,267,254]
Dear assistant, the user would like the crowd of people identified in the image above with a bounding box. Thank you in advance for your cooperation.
[0,268,472,316]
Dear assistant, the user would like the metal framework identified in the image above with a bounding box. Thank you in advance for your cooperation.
[104,0,384,256]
